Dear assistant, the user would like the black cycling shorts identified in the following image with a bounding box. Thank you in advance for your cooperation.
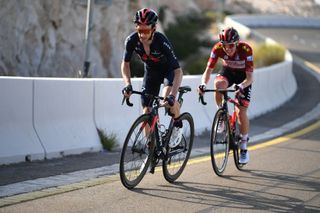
[217,67,252,107]
[141,65,174,107]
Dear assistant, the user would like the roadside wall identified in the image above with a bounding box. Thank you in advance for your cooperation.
[0,78,45,164]
[33,78,102,159]
[0,56,296,164]
[0,17,298,164]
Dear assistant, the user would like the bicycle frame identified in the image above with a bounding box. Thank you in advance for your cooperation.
[200,89,239,129]
[123,89,188,155]
[222,92,240,141]
[148,103,168,157]
[120,86,194,188]
[199,88,244,175]
[122,91,177,160]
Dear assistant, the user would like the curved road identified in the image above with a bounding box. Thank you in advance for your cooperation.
[1,28,320,212]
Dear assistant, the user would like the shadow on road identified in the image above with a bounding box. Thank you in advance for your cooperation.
[131,168,319,212]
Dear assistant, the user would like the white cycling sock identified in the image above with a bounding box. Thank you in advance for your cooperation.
[240,134,248,150]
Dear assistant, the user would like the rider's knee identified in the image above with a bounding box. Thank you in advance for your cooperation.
[143,107,151,114]
[214,76,228,89]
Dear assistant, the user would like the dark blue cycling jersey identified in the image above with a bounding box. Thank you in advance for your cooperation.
[123,31,181,107]
[123,31,180,70]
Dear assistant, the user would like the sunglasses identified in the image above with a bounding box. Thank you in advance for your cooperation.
[222,42,237,49]
[136,28,153,34]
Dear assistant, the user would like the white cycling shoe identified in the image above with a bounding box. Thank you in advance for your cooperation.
[169,127,183,148]
[239,150,249,164]
[217,120,225,133]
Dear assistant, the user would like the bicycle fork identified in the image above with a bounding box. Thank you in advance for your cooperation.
[149,115,168,174]
[229,110,242,152]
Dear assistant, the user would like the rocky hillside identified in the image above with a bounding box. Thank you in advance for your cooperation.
[0,0,319,77]
[0,0,132,77]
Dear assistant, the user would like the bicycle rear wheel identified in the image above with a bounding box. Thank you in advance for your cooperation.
[211,108,230,176]
[119,114,155,189]
[163,112,194,183]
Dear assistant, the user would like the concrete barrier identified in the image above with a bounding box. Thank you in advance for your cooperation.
[178,76,216,134]
[224,16,251,39]
[94,78,142,145]
[33,78,101,159]
[0,77,45,164]
[249,57,296,118]
[0,55,295,165]
[224,16,297,119]
[0,16,298,165]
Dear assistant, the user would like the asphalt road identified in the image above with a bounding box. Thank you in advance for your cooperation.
[0,28,319,211]
[1,123,319,212]
[0,58,318,187]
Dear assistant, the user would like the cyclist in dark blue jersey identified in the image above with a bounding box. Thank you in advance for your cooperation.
[121,8,184,146]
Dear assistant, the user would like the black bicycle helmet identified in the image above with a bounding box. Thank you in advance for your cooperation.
[219,27,239,43]
[134,8,158,26]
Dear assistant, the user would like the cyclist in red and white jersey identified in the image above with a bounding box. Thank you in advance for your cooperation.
[198,27,253,164]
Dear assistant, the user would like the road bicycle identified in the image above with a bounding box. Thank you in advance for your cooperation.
[120,86,194,189]
[199,89,244,176]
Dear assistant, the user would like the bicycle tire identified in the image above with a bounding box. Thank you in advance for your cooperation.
[119,114,155,189]
[232,119,244,170]
[163,112,194,183]
[210,108,230,176]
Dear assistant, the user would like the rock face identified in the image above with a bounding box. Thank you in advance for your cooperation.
[0,0,319,77]
[0,0,131,77]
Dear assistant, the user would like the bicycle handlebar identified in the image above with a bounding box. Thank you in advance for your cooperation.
[122,86,192,107]
[122,90,165,107]
[199,89,236,105]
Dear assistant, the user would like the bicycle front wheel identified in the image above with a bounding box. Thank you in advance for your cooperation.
[211,108,230,176]
[163,112,194,183]
[119,114,155,189]
[232,119,244,170]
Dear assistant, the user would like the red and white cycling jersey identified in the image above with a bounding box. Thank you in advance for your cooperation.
[207,41,253,73]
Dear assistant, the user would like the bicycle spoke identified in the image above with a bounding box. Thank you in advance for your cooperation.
[163,113,194,183]
[120,114,154,189]
[211,109,229,176]
[120,88,193,188]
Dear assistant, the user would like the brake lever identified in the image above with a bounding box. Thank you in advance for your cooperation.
[199,95,207,105]
[121,96,134,107]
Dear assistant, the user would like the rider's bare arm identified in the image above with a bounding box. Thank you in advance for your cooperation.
[169,67,183,97]
[239,71,253,88]
[121,61,131,86]
[201,67,214,85]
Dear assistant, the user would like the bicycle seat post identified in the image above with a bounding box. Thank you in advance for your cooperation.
[177,86,191,106]
[221,91,228,111]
